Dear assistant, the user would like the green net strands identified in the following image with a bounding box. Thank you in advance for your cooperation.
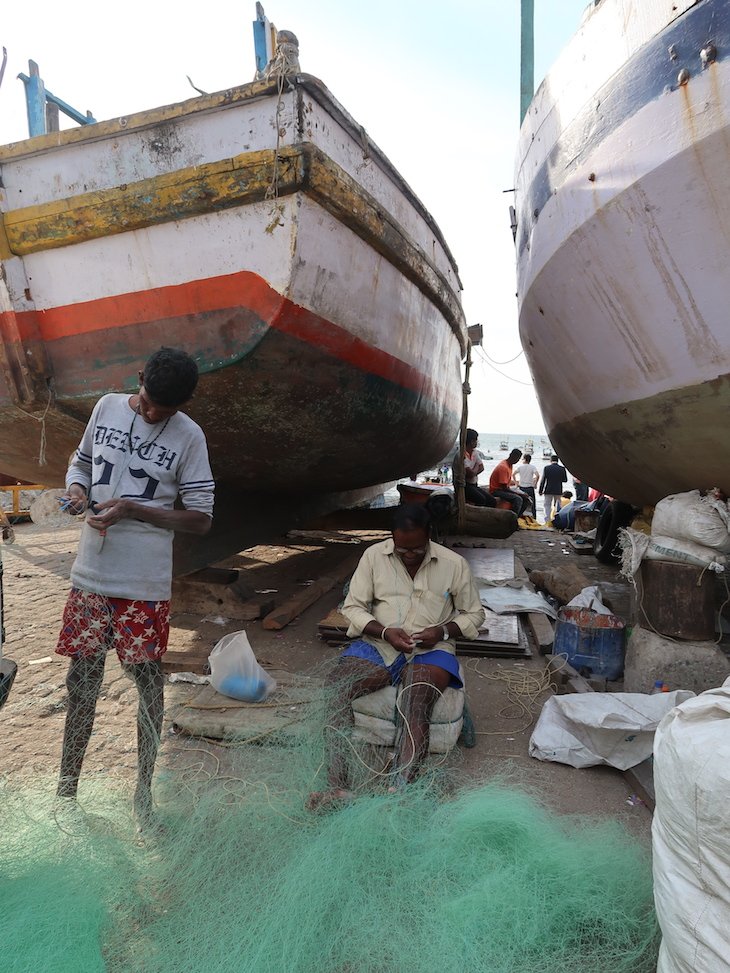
[1,768,657,973]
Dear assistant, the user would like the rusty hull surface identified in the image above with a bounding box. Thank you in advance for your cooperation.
[549,372,730,505]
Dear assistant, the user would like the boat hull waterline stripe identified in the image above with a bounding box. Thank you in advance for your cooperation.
[0,269,451,405]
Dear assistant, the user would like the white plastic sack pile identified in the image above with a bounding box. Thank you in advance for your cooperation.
[209,630,277,702]
[529,690,693,770]
[652,490,730,552]
[653,678,730,972]
[620,527,726,575]
[352,664,465,754]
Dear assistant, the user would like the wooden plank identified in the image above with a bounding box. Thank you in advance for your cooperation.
[526,612,555,654]
[161,650,212,675]
[515,558,554,654]
[263,554,359,630]
[171,577,274,621]
[567,536,594,555]
[624,757,656,811]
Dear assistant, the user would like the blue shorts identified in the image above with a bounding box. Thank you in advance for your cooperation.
[340,640,463,689]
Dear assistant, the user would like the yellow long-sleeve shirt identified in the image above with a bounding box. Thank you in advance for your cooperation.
[341,539,485,666]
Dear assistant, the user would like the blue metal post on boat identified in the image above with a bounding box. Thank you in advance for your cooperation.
[253,2,276,77]
[17,60,96,138]
[520,0,534,123]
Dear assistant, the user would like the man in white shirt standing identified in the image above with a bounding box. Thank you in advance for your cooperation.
[515,453,539,517]
[307,504,484,810]
[55,348,214,826]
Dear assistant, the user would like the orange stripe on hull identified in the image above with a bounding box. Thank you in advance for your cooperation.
[1,270,450,401]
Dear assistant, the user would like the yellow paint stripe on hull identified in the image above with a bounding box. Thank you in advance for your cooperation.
[2,145,465,353]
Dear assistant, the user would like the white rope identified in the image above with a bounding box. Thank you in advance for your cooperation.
[16,383,53,466]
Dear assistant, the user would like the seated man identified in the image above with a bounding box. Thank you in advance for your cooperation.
[489,448,531,517]
[307,504,484,809]
[455,428,496,507]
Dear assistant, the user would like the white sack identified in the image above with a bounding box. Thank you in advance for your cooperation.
[352,666,465,754]
[620,527,725,576]
[653,678,730,973]
[529,690,693,770]
[651,490,730,553]
[647,534,726,571]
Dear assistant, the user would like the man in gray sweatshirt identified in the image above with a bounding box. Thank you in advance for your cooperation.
[55,347,214,826]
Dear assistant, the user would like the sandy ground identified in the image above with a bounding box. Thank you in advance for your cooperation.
[0,518,651,839]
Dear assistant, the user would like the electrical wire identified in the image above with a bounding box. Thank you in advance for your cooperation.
[475,348,534,387]
[481,348,525,366]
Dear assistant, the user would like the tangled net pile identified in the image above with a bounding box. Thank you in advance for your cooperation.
[2,670,659,973]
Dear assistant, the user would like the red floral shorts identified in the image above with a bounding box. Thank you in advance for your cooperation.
[55,588,170,665]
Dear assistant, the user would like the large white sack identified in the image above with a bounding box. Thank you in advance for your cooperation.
[653,679,730,973]
[620,527,726,576]
[651,490,730,553]
[529,690,693,770]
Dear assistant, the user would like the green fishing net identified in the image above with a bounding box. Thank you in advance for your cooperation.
[1,691,658,973]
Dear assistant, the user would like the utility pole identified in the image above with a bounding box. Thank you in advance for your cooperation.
[520,0,534,124]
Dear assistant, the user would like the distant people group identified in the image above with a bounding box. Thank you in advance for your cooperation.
[453,435,598,525]
[455,431,534,518]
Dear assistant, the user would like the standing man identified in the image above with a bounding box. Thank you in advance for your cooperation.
[55,347,214,825]
[515,453,539,516]
[539,454,568,522]
[489,448,530,517]
[456,428,496,507]
[307,504,484,809]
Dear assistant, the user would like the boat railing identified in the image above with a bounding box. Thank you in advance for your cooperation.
[17,59,96,138]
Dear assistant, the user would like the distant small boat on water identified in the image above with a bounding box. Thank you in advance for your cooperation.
[499,440,509,451]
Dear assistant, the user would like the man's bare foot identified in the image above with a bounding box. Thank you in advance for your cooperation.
[386,773,410,795]
[305,788,355,812]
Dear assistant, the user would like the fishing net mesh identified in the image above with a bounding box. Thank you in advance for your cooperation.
[1,503,659,971]
[1,662,660,973]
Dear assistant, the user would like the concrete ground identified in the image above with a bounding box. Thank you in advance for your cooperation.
[0,518,650,839]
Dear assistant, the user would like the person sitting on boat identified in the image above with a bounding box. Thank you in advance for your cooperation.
[539,455,568,522]
[454,429,496,507]
[515,453,539,515]
[54,348,215,827]
[489,449,531,517]
[307,503,484,810]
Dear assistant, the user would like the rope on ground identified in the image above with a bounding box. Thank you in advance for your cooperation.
[464,657,563,735]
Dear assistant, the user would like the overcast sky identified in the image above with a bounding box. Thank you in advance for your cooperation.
[0,1,589,434]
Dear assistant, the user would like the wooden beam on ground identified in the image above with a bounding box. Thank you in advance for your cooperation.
[263,553,361,631]
[161,650,212,675]
[171,575,272,621]
[514,558,555,654]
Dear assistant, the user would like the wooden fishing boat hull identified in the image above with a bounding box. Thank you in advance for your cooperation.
[516,0,730,505]
[0,75,466,569]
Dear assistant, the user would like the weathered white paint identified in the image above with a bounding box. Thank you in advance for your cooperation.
[516,0,730,432]
[517,0,699,187]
